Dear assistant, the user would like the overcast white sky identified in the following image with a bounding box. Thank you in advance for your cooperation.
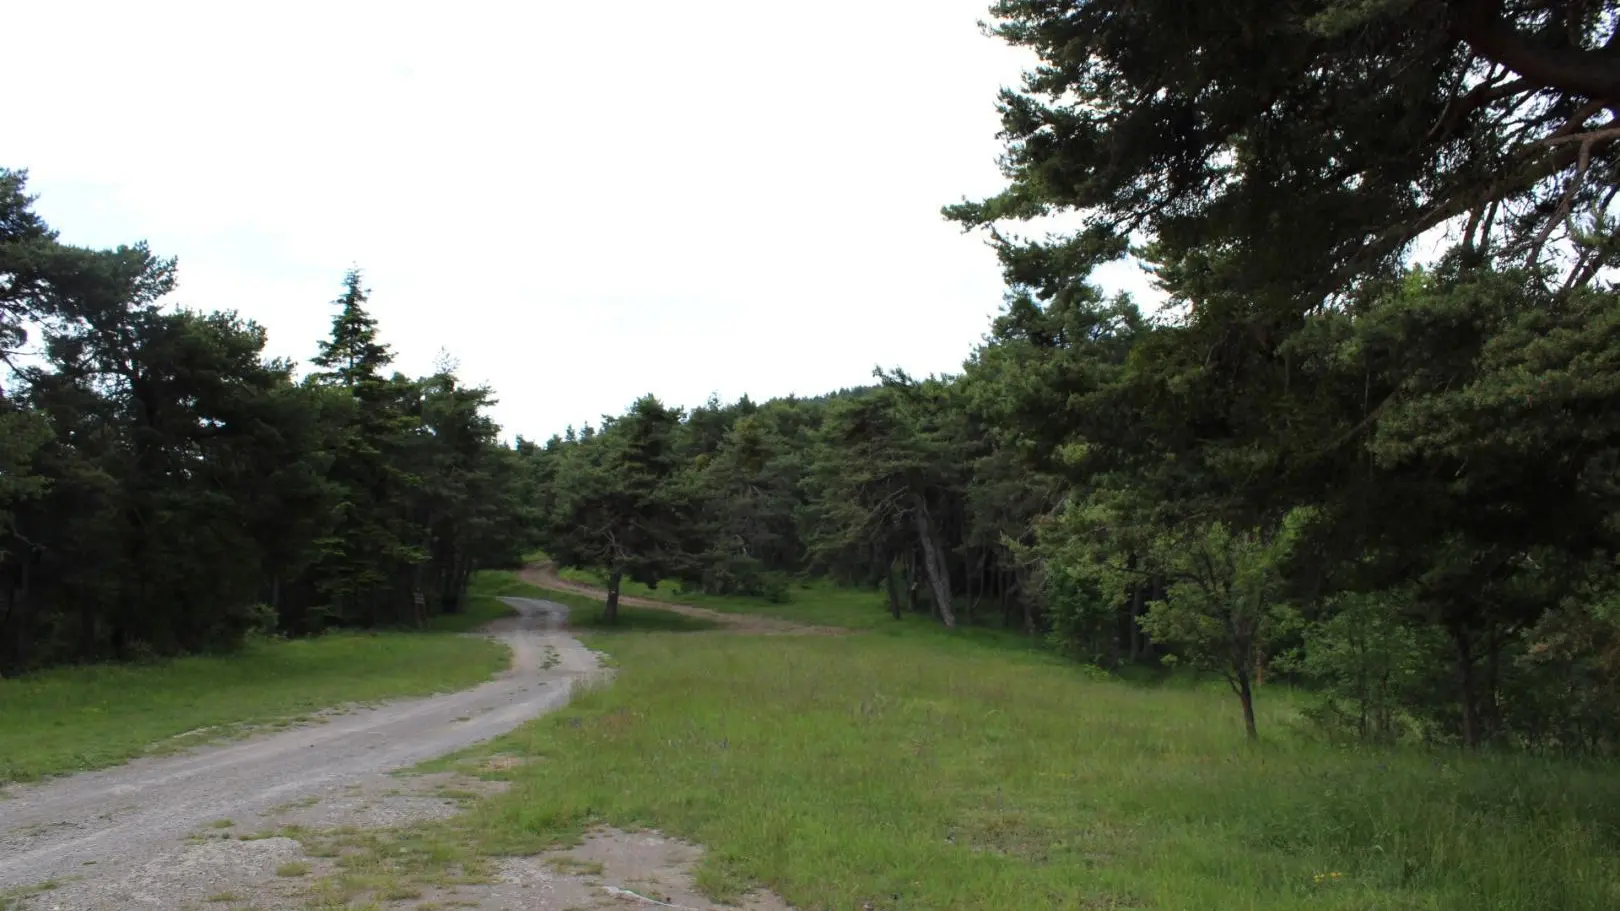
[10,0,1153,442]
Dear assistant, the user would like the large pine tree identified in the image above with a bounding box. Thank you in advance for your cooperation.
[306,269,425,626]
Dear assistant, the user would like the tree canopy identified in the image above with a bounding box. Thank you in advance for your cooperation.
[949,0,1620,304]
[0,170,529,673]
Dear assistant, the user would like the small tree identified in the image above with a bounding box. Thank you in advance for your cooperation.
[1295,589,1429,744]
[1137,510,1314,740]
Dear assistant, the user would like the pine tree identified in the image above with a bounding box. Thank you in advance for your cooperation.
[305,269,424,626]
[311,269,391,388]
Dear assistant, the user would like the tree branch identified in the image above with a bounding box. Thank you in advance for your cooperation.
[1454,0,1620,104]
[1427,74,1539,143]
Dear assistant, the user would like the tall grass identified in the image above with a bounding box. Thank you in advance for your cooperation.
[449,629,1620,910]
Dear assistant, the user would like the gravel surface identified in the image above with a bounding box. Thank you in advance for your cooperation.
[0,597,602,908]
[487,827,796,911]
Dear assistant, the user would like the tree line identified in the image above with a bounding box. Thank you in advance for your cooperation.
[1,169,529,675]
[530,0,1620,754]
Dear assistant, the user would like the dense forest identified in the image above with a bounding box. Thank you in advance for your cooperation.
[0,169,531,674]
[9,0,1620,759]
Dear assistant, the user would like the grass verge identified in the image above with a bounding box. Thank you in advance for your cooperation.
[412,629,1618,911]
[0,631,509,784]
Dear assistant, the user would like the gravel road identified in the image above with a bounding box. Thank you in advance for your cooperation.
[0,597,601,906]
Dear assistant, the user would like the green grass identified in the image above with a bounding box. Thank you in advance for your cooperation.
[427,628,1620,911]
[0,631,509,784]
[0,878,61,911]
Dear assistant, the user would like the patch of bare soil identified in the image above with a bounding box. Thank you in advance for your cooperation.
[489,827,797,911]
[333,826,798,911]
[520,563,846,637]
[8,771,508,910]
[15,775,799,911]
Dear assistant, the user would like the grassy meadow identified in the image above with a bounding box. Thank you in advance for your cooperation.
[402,573,1620,911]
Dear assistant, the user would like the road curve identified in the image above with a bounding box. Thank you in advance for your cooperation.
[0,597,600,896]
[519,562,845,636]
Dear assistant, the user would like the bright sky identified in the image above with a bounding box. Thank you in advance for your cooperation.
[11,0,1154,442]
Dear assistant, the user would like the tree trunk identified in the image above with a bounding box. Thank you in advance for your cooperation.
[884,559,902,620]
[1453,623,1480,749]
[906,550,920,614]
[912,503,956,629]
[1001,570,1015,629]
[604,569,623,625]
[1010,572,1035,634]
[1128,583,1144,660]
[967,551,985,626]
[440,560,467,614]
[1237,671,1259,741]
[0,556,27,677]
[1482,624,1502,742]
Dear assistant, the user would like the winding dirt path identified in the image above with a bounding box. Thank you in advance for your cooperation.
[0,575,829,909]
[518,562,845,636]
[0,597,603,909]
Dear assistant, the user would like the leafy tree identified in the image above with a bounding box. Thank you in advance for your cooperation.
[1139,514,1313,741]
[0,403,51,673]
[685,410,804,599]
[0,168,58,368]
[413,366,532,612]
[1294,589,1433,744]
[0,174,534,671]
[946,1,1620,749]
[805,374,969,627]
[543,396,690,623]
[949,0,1620,308]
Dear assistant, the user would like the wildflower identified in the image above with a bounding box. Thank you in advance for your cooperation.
[1312,871,1344,884]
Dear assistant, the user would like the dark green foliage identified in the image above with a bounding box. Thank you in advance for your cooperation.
[685,407,804,600]
[0,174,533,674]
[303,270,428,627]
[528,375,1054,634]
[540,395,693,623]
[803,373,976,627]
[934,0,1620,748]
[950,0,1620,306]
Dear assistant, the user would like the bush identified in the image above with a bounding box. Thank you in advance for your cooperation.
[1294,592,1431,744]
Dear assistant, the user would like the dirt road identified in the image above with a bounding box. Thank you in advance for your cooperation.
[519,563,844,636]
[0,597,602,908]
